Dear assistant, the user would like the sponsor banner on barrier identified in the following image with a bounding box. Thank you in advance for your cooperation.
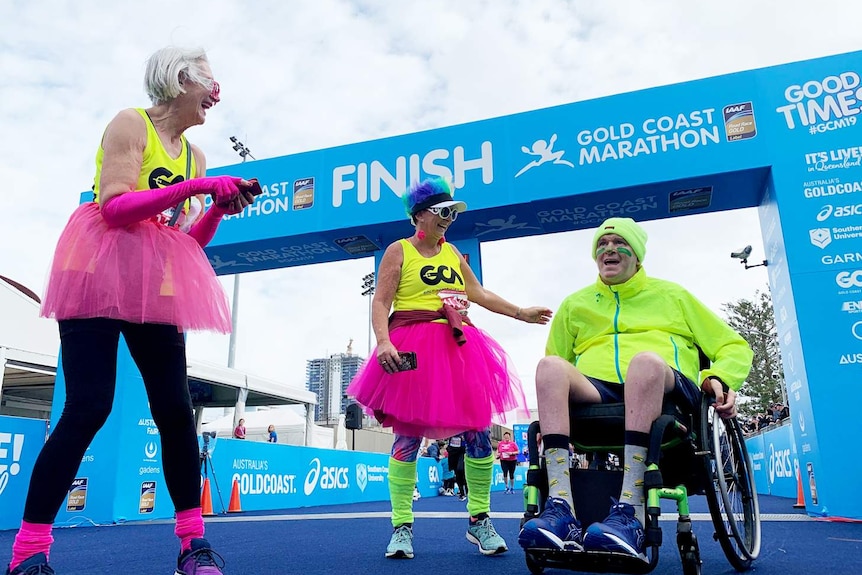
[0,416,48,530]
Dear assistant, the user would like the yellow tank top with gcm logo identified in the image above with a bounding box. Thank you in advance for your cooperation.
[92,108,197,203]
[393,239,468,319]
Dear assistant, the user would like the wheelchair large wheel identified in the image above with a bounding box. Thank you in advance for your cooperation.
[700,401,761,571]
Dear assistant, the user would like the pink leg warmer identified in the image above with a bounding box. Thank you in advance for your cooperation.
[175,508,205,552]
[10,521,53,570]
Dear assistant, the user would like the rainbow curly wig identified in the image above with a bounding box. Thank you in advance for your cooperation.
[402,177,455,218]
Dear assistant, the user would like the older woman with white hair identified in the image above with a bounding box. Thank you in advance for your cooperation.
[5,46,257,575]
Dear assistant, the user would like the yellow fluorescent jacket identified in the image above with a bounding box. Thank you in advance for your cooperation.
[545,268,753,390]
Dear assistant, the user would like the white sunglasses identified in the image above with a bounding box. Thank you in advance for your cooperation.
[427,206,458,221]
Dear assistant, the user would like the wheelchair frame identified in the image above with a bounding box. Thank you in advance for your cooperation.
[520,394,761,575]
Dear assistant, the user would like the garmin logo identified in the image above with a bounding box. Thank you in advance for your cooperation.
[822,252,862,265]
[331,142,494,207]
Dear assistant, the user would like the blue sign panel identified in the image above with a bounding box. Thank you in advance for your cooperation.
[0,416,48,530]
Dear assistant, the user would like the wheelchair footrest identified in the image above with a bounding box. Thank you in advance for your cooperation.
[525,548,656,574]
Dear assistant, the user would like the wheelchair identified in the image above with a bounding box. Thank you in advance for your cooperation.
[520,392,761,575]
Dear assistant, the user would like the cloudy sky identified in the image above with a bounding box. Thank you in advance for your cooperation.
[2,1,856,411]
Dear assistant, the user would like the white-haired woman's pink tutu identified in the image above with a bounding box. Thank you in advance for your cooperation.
[41,202,230,332]
[347,321,528,439]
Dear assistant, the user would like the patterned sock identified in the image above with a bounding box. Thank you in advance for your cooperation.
[10,521,54,570]
[175,508,205,552]
[388,457,417,527]
[463,454,494,518]
[621,431,649,525]
[542,433,575,516]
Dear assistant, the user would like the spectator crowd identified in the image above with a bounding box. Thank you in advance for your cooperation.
[741,402,789,435]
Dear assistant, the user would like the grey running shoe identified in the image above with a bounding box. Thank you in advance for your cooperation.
[385,524,414,559]
[466,517,508,555]
[6,554,54,575]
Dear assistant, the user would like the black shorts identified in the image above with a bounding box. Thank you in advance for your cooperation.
[586,369,702,413]
[500,459,517,478]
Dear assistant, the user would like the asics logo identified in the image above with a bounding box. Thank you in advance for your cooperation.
[304,458,349,495]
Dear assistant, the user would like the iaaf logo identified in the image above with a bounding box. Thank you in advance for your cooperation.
[817,204,862,221]
[776,72,862,134]
[303,457,349,495]
[0,433,25,497]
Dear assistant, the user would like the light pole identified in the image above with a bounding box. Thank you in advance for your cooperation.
[361,272,376,357]
[227,136,253,369]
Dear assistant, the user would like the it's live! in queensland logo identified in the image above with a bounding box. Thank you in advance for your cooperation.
[776,71,862,135]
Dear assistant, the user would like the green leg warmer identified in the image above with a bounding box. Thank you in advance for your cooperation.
[464,454,494,517]
[388,457,416,527]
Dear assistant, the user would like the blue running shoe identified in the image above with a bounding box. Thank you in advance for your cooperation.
[6,553,54,575]
[583,500,646,560]
[176,538,225,574]
[518,497,583,551]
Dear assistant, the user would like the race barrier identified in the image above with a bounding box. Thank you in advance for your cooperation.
[0,415,49,530]
[0,406,525,529]
[745,422,815,507]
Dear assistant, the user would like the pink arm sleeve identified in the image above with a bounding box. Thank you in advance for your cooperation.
[99,176,242,228]
[187,204,229,247]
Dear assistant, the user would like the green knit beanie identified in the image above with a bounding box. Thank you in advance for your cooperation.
[591,217,648,262]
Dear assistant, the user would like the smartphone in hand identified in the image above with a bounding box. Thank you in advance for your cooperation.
[397,351,418,371]
[244,178,264,196]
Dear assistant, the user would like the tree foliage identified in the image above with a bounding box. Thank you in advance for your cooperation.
[721,289,784,416]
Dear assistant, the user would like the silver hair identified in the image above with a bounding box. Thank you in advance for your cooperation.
[143,46,213,105]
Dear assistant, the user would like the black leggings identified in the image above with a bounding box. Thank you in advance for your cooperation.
[23,318,200,523]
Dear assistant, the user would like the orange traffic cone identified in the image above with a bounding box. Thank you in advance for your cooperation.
[793,466,805,509]
[201,478,215,516]
[228,479,243,513]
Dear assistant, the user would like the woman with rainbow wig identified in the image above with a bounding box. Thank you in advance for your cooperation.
[347,176,553,560]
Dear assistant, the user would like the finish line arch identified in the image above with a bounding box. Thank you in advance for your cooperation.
[40,50,861,525]
[206,50,862,520]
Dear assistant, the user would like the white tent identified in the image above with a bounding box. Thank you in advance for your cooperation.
[201,408,333,448]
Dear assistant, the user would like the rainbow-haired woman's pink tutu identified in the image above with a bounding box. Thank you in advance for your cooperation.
[346,321,528,439]
[40,202,231,332]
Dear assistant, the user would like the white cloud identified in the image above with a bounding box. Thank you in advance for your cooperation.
[1,0,854,409]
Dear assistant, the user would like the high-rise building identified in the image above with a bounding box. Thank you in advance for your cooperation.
[305,340,365,423]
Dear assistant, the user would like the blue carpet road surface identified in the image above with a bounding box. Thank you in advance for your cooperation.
[1,493,859,574]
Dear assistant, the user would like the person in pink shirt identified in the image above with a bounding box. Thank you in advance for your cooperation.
[233,419,246,440]
[496,432,520,494]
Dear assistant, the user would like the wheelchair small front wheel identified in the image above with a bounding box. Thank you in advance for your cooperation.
[525,551,544,575]
[681,550,702,575]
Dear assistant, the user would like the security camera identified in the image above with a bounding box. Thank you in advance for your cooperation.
[730,245,753,260]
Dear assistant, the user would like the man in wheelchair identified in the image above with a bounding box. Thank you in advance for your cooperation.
[518,217,753,561]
